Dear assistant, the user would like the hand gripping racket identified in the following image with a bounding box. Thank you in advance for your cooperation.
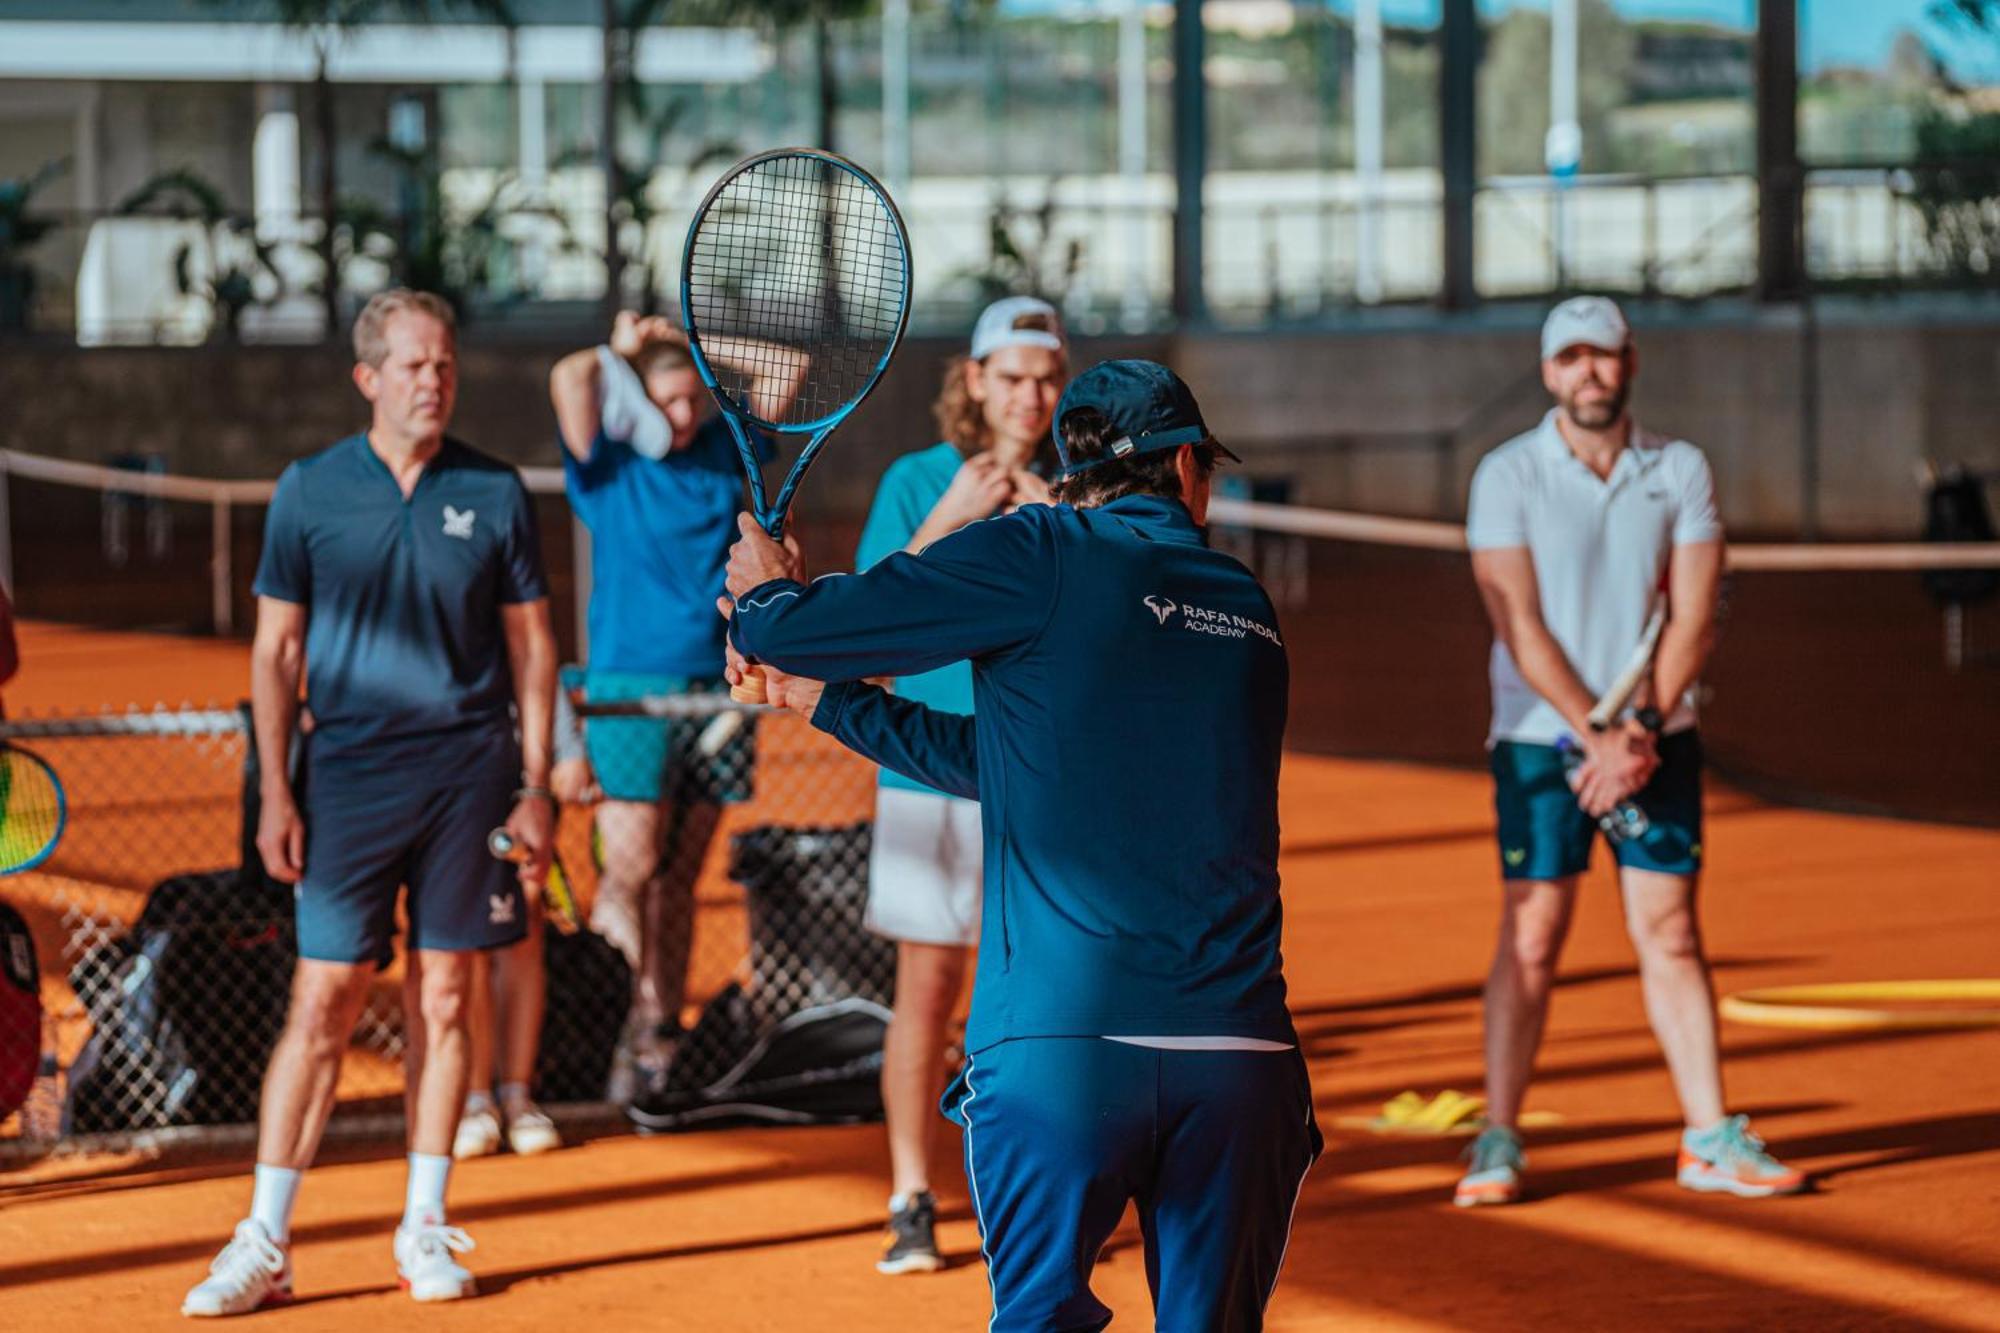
[488,828,580,935]
[0,744,66,875]
[680,148,912,704]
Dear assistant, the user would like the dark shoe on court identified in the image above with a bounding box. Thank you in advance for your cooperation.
[876,1190,945,1274]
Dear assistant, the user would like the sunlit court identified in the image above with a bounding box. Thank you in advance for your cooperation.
[3,1,1998,1330]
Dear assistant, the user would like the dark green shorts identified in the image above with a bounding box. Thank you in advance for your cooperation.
[1490,730,1704,882]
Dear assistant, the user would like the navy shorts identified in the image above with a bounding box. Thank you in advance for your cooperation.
[293,756,526,965]
[1490,729,1705,882]
[945,1038,1322,1333]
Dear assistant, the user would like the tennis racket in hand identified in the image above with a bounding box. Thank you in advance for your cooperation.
[488,828,580,935]
[0,744,65,875]
[681,147,912,704]
[1561,582,1670,843]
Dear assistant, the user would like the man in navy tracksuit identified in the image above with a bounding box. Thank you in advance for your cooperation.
[723,360,1320,1332]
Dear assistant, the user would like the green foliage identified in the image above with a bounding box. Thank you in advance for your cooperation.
[0,158,71,333]
[338,139,574,315]
[0,158,67,265]
[234,0,516,31]
[1906,108,2000,279]
[117,168,286,342]
[1478,0,1637,177]
[952,183,1081,309]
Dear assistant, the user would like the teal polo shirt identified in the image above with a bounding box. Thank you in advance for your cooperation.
[855,441,976,796]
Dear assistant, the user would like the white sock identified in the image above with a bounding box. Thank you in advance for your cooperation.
[497,1081,530,1113]
[464,1088,495,1113]
[249,1164,302,1245]
[403,1153,452,1229]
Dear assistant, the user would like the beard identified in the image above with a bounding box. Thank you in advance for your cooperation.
[1560,382,1628,430]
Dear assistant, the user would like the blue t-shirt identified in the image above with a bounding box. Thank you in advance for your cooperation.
[732,495,1295,1053]
[855,442,975,796]
[252,434,548,779]
[564,415,768,677]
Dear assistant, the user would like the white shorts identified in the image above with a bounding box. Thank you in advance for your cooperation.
[865,786,983,947]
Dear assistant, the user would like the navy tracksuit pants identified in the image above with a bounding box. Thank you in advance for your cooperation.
[945,1038,1322,1332]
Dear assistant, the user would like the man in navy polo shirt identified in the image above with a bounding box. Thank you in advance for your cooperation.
[546,313,801,1082]
[722,360,1320,1332]
[183,289,557,1317]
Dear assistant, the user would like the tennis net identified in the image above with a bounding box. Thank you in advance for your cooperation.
[1206,492,2000,827]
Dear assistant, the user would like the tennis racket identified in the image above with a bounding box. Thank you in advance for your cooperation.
[0,744,65,875]
[1586,587,1668,732]
[488,828,580,935]
[681,147,912,704]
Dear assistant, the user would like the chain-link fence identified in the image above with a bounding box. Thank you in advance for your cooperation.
[0,691,891,1160]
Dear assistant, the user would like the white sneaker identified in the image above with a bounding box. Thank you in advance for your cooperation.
[453,1103,502,1160]
[394,1215,477,1302]
[181,1219,293,1317]
[505,1101,562,1156]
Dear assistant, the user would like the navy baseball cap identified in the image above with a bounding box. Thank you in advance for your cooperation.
[1052,359,1240,480]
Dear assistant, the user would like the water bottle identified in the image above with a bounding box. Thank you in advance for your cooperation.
[1556,736,1650,845]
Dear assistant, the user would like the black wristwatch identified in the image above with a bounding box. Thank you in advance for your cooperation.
[1633,706,1665,735]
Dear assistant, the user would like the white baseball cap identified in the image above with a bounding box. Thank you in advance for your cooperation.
[970,295,1066,361]
[1540,295,1630,360]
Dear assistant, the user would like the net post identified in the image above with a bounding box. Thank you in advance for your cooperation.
[0,450,13,598]
[211,494,233,636]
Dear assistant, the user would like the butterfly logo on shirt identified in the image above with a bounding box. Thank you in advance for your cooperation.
[442,505,476,540]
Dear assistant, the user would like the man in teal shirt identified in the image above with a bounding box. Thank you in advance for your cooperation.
[854,296,1066,1274]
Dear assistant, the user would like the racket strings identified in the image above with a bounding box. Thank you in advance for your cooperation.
[0,748,63,870]
[685,153,908,428]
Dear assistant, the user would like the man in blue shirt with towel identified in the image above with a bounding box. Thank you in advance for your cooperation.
[547,312,803,1082]
[722,360,1320,1332]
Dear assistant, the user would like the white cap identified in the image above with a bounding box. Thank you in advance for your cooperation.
[1540,295,1630,360]
[970,295,1065,361]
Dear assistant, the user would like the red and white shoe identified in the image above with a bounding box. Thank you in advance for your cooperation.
[394,1214,477,1302]
[181,1219,293,1317]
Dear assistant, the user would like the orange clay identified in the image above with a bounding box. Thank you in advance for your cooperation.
[3,621,1998,1330]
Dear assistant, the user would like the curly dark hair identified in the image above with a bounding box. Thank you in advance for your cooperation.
[1051,407,1220,509]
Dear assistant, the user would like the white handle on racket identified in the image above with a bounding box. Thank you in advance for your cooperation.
[487,828,528,864]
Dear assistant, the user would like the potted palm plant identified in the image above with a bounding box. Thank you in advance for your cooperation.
[0,158,69,334]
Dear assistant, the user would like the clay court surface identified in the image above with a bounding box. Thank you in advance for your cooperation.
[2,623,1997,1331]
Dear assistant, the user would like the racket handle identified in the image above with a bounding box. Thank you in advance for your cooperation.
[487,828,529,864]
[730,666,769,704]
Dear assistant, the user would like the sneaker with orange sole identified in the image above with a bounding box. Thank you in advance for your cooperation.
[1454,1125,1525,1207]
[1677,1115,1806,1198]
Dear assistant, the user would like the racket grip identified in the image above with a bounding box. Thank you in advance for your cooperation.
[487,828,529,864]
[730,666,769,705]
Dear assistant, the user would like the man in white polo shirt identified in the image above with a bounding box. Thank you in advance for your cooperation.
[1456,296,1803,1208]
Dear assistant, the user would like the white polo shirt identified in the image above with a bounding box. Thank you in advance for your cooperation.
[1466,410,1723,746]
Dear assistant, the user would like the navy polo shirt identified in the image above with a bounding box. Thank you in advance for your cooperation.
[253,434,549,780]
[564,415,770,677]
[731,494,1296,1054]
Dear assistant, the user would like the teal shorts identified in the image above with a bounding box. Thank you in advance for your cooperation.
[1490,730,1704,881]
[582,671,756,806]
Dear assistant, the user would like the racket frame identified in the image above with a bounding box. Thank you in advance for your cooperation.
[679,146,913,540]
[1586,597,1668,733]
[0,743,67,875]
